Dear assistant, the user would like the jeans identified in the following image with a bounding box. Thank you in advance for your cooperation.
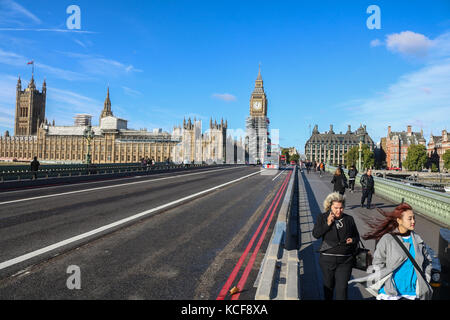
[361,188,373,207]
[319,254,354,300]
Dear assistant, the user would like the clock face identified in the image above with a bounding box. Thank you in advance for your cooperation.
[253,101,262,110]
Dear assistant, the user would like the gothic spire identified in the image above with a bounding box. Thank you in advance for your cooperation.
[257,63,262,81]
[100,87,113,119]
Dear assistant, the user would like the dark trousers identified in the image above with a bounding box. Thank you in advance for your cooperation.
[319,254,354,300]
[348,179,355,191]
[361,188,373,207]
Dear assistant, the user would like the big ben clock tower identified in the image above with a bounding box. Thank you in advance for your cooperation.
[246,65,269,164]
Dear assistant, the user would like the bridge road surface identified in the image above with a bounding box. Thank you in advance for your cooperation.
[299,169,446,300]
[0,165,291,299]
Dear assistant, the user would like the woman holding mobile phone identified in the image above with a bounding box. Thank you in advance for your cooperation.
[312,192,360,300]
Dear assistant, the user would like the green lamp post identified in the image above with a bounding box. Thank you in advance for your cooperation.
[83,125,95,165]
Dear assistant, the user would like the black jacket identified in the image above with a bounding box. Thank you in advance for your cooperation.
[360,174,374,190]
[348,168,358,179]
[30,159,40,171]
[331,174,347,193]
[312,212,360,255]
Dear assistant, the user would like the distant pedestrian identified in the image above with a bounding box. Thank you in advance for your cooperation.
[348,165,358,193]
[319,162,324,177]
[331,168,348,195]
[360,169,375,209]
[312,192,360,300]
[30,156,40,180]
[349,202,434,300]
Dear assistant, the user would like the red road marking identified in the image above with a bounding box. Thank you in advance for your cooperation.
[231,171,291,300]
[216,170,292,300]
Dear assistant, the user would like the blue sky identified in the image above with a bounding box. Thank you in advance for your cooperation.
[0,0,449,153]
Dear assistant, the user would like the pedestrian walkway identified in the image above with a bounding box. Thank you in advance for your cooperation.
[298,168,443,299]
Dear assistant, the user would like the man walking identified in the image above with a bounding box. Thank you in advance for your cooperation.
[30,156,40,180]
[348,165,358,193]
[360,169,375,209]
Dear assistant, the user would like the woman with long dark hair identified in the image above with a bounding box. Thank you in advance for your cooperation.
[349,203,434,300]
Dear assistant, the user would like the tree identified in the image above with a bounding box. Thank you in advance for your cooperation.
[344,146,358,168]
[363,146,375,169]
[403,144,427,171]
[290,153,300,163]
[443,149,450,170]
[281,148,291,163]
[344,144,374,170]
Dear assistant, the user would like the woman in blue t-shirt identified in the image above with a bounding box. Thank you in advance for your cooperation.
[348,203,434,300]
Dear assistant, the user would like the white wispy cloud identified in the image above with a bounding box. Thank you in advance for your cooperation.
[0,28,96,34]
[46,87,103,125]
[0,48,91,81]
[0,73,22,130]
[211,93,237,102]
[122,86,142,97]
[343,31,450,142]
[370,39,383,47]
[0,0,41,26]
[59,51,143,76]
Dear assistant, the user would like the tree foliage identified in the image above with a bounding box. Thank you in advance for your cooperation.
[403,144,427,171]
[344,144,374,170]
[443,149,450,170]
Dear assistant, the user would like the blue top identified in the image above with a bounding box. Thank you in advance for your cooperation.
[379,236,417,296]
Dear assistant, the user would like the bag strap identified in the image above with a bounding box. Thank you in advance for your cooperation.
[389,233,427,283]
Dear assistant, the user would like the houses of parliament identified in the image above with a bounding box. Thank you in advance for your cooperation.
[0,70,271,165]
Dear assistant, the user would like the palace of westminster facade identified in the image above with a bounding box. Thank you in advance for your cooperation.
[0,69,271,165]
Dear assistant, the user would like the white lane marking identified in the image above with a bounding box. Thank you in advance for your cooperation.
[2,166,227,195]
[0,169,264,271]
[272,167,288,181]
[0,166,242,206]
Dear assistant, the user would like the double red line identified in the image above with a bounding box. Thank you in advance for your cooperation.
[216,170,292,300]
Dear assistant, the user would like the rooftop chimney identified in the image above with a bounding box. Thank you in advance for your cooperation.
[407,125,412,136]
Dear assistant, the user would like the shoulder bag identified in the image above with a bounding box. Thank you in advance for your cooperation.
[353,240,372,271]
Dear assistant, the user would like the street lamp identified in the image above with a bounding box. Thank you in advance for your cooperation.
[327,143,331,166]
[83,125,95,165]
[358,135,364,172]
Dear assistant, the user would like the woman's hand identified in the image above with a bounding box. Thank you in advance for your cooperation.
[346,238,353,244]
[327,212,335,226]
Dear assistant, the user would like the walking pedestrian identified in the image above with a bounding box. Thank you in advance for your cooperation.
[348,202,434,300]
[319,162,324,177]
[30,156,40,180]
[360,169,375,209]
[348,165,358,193]
[312,192,360,300]
[331,168,348,195]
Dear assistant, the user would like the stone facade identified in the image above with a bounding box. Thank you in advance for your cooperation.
[427,129,449,171]
[246,66,269,164]
[305,124,375,166]
[385,125,426,169]
[0,75,245,165]
[14,76,46,136]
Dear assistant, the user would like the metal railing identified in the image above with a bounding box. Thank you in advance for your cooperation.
[0,162,224,183]
[326,165,450,228]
